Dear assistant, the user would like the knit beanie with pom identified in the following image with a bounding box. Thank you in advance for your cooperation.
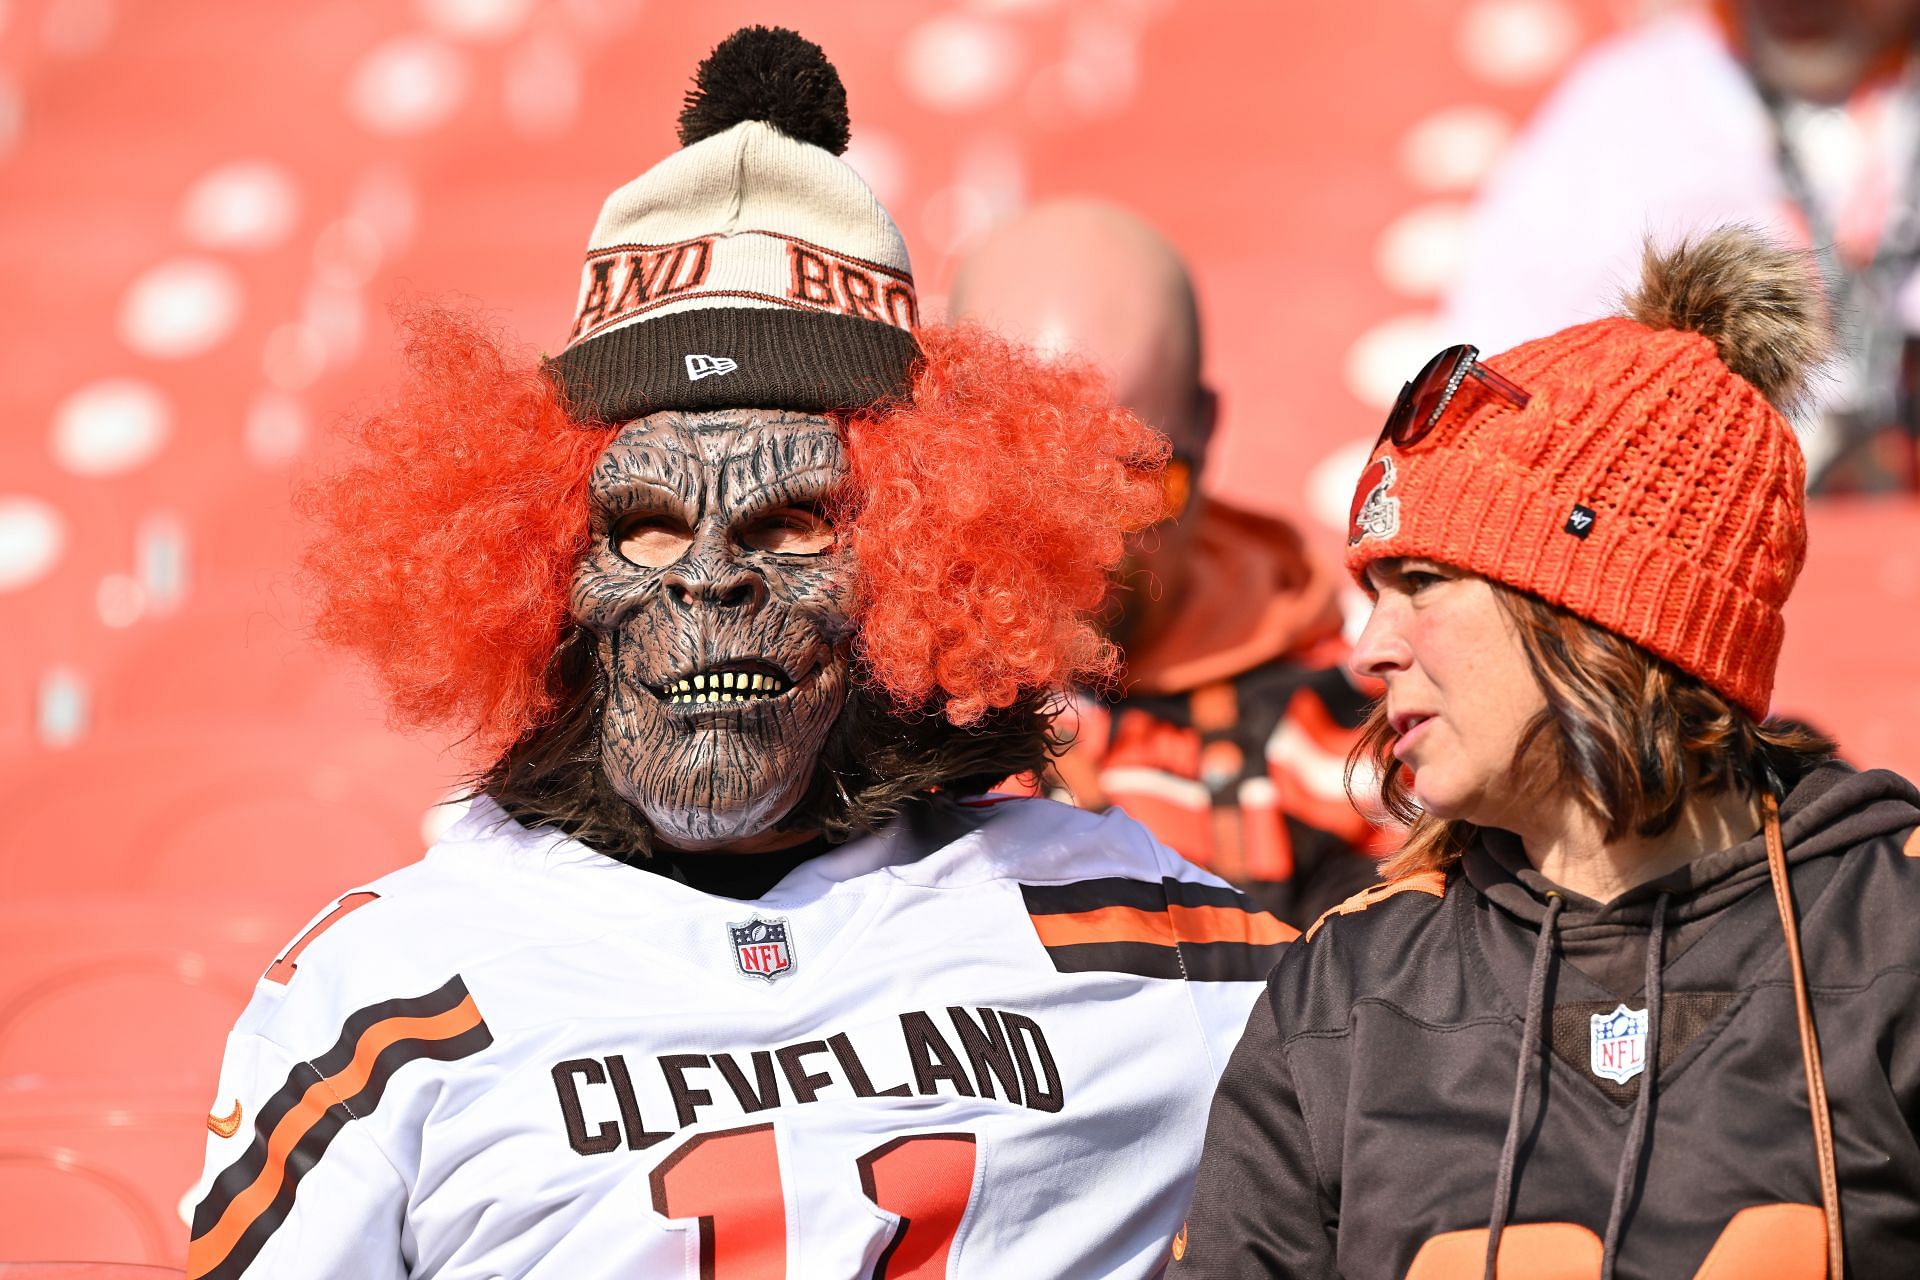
[546,26,919,423]
[1345,227,1832,720]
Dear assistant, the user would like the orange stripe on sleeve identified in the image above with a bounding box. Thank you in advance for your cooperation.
[188,996,484,1279]
[1029,905,1177,949]
[1168,902,1299,946]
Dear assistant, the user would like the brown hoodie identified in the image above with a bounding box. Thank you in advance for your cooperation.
[1176,761,1920,1278]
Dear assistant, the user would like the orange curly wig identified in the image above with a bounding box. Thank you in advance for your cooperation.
[845,323,1165,723]
[303,310,1165,760]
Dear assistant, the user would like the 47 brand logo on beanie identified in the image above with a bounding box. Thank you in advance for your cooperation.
[547,27,920,423]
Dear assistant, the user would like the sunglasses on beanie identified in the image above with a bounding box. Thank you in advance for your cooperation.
[1378,344,1532,451]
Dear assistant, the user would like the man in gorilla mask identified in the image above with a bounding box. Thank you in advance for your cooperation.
[186,27,1289,1280]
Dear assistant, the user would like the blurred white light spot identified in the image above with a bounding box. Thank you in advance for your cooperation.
[0,2,11,40]
[349,167,418,255]
[179,160,301,251]
[1344,313,1447,411]
[1375,202,1471,297]
[263,322,328,391]
[51,378,172,475]
[900,14,1022,113]
[37,666,88,748]
[1458,0,1579,87]
[0,496,64,592]
[0,75,22,159]
[348,35,469,136]
[118,258,242,359]
[1054,13,1138,119]
[1795,106,1864,204]
[40,0,112,56]
[560,0,626,29]
[422,794,472,846]
[313,217,384,289]
[303,283,366,366]
[842,132,906,209]
[96,572,145,628]
[1896,272,1920,332]
[1400,105,1512,192]
[504,34,581,138]
[418,0,533,40]
[245,390,309,466]
[136,511,189,614]
[921,141,1026,256]
[1305,436,1383,536]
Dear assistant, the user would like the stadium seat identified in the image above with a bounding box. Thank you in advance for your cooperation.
[0,957,246,1094]
[0,1091,203,1270]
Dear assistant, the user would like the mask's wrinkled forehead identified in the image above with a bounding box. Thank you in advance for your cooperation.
[587,409,846,524]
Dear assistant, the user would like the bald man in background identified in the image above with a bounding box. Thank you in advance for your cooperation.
[952,199,1385,926]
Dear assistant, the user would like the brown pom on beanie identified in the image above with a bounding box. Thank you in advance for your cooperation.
[1346,226,1832,720]
[1624,226,1832,414]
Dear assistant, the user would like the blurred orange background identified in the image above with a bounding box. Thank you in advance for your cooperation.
[2,0,1916,1265]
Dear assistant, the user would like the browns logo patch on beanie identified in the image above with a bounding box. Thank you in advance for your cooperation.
[547,26,920,422]
[1345,226,1833,720]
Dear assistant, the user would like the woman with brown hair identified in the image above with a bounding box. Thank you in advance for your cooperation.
[1172,227,1920,1278]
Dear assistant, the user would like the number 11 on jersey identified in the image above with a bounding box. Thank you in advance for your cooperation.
[650,1125,980,1278]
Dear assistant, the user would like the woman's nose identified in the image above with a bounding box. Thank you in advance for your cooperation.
[1348,597,1410,682]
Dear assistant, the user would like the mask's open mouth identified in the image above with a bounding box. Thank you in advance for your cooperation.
[652,659,797,708]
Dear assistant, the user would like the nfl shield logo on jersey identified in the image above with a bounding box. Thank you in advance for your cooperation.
[1589,1003,1649,1084]
[729,917,796,983]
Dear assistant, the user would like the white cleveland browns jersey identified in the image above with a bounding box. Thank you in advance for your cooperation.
[186,795,1291,1279]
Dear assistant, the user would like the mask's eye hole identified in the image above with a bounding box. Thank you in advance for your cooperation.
[740,506,836,556]
[614,514,693,569]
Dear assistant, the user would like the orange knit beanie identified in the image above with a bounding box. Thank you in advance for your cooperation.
[1345,228,1832,720]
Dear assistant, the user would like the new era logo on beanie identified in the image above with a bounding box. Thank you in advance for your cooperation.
[685,354,738,381]
[547,27,920,422]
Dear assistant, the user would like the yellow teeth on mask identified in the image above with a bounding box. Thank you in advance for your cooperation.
[663,667,793,706]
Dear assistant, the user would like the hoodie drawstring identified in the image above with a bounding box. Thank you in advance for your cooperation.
[1599,892,1669,1278]
[1762,789,1845,1277]
[1483,891,1564,1280]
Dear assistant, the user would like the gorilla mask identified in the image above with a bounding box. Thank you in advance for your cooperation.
[571,408,854,850]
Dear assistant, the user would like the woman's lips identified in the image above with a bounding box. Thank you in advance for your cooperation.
[1391,712,1433,760]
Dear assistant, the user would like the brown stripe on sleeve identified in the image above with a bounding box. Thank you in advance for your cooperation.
[1043,940,1188,980]
[1021,876,1169,916]
[1176,940,1292,982]
[1022,877,1294,981]
[187,976,491,1280]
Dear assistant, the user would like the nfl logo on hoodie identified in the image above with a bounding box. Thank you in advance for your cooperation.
[1589,1004,1649,1084]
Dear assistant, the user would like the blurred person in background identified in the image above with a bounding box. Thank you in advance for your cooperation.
[1176,230,1920,1278]
[1447,0,1920,493]
[952,200,1385,929]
